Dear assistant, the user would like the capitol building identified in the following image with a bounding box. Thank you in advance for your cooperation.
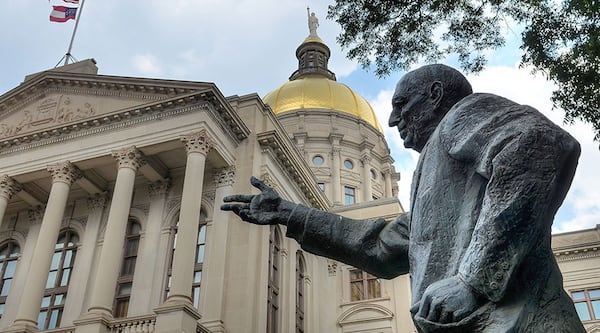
[0,18,598,333]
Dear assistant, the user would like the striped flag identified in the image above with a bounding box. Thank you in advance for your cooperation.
[49,6,77,22]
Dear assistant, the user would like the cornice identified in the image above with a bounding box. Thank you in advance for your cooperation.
[0,89,249,155]
[257,130,329,210]
[554,243,600,262]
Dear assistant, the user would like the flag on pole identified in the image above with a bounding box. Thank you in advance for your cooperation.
[50,6,77,22]
[63,0,80,4]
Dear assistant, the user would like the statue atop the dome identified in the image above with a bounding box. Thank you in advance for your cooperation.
[307,7,319,37]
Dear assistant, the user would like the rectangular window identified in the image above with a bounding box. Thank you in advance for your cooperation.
[344,186,356,205]
[317,183,325,191]
[571,288,600,321]
[350,269,381,301]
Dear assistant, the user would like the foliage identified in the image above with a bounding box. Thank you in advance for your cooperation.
[328,0,600,142]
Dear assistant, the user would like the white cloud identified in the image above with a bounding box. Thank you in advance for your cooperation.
[131,54,163,77]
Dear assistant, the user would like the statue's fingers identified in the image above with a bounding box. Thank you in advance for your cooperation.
[221,203,250,213]
[417,294,431,319]
[223,194,254,203]
[250,176,272,192]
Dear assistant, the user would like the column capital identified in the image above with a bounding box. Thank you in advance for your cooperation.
[47,161,82,185]
[112,146,146,170]
[360,154,372,164]
[0,175,22,200]
[149,178,171,198]
[214,166,235,187]
[181,129,213,155]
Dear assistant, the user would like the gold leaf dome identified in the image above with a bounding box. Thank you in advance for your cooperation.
[263,75,381,132]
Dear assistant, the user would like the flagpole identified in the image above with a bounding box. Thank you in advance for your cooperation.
[63,0,86,66]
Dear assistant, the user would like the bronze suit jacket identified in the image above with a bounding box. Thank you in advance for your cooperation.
[285,93,585,332]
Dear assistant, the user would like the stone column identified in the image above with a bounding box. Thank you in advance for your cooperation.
[361,155,373,202]
[166,130,212,304]
[154,131,210,333]
[87,147,145,317]
[200,166,235,331]
[331,147,342,205]
[11,162,81,330]
[384,165,393,198]
[0,175,21,229]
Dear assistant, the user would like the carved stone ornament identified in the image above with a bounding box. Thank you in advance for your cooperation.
[112,146,146,170]
[47,161,82,185]
[86,192,108,210]
[181,129,213,155]
[28,206,45,224]
[260,173,278,192]
[0,175,22,200]
[327,260,338,276]
[149,178,171,198]
[214,166,235,187]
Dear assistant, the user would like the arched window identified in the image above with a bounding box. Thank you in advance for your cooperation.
[114,219,141,318]
[296,251,306,333]
[165,208,207,309]
[267,226,281,333]
[38,230,78,330]
[0,241,20,319]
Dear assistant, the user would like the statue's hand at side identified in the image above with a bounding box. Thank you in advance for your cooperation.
[221,176,289,225]
[412,275,484,324]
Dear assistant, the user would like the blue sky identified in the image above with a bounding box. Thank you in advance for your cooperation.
[1,1,598,233]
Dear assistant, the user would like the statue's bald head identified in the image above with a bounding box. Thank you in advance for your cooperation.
[401,64,473,114]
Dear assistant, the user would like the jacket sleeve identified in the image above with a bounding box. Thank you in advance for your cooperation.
[284,205,410,279]
[447,101,580,302]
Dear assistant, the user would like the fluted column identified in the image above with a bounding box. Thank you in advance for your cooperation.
[0,175,21,229]
[167,130,212,304]
[361,155,373,202]
[200,166,235,330]
[87,147,145,316]
[331,147,342,205]
[384,165,393,198]
[12,162,81,329]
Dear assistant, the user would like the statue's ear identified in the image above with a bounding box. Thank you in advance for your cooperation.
[430,81,443,109]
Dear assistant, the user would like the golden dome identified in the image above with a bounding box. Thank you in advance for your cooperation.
[263,75,382,132]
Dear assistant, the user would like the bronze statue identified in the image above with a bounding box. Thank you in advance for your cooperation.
[222,64,585,332]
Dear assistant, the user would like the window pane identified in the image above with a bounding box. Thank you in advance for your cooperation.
[9,245,19,257]
[68,234,79,245]
[118,282,132,296]
[350,270,362,281]
[192,286,200,308]
[126,239,139,256]
[129,222,141,235]
[592,300,600,320]
[589,289,600,298]
[198,226,206,244]
[0,279,11,296]
[122,257,136,275]
[63,250,73,268]
[368,278,381,298]
[60,268,71,286]
[41,296,52,307]
[196,245,205,264]
[50,252,61,270]
[48,309,60,329]
[193,271,202,284]
[0,303,4,315]
[46,271,57,288]
[572,291,586,301]
[351,281,364,301]
[574,302,591,321]
[4,260,16,278]
[38,311,48,330]
[54,294,65,305]
[115,299,129,318]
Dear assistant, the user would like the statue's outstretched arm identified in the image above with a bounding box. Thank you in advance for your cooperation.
[222,176,410,279]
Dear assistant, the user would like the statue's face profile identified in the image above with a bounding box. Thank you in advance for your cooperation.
[389,77,441,153]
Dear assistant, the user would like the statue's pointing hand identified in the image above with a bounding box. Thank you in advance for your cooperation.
[221,176,286,225]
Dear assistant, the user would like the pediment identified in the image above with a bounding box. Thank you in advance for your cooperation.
[0,71,217,141]
[0,93,152,140]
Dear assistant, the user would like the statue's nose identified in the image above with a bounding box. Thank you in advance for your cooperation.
[389,109,401,127]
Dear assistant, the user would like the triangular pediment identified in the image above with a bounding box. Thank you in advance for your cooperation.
[0,69,217,141]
